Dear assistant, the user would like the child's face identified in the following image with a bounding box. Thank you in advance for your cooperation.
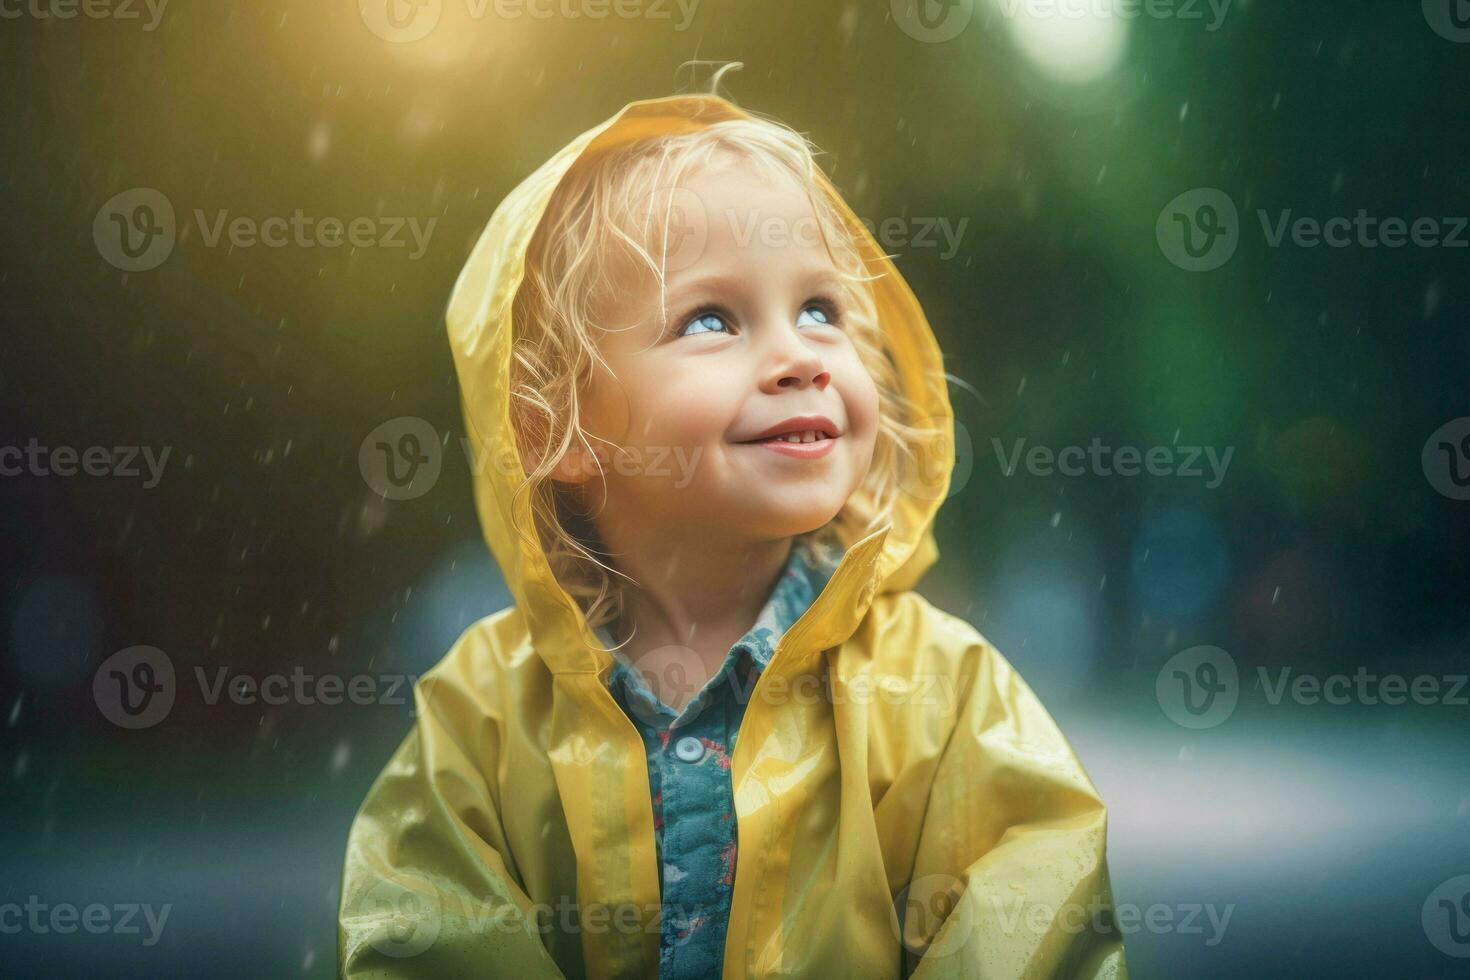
[565,161,881,545]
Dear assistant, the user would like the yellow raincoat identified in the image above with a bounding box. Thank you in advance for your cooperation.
[338,94,1127,979]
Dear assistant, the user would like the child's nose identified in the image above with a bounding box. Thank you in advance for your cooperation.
[761,328,830,392]
[764,314,834,390]
[775,366,831,391]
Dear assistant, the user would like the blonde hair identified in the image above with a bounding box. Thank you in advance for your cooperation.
[509,103,922,628]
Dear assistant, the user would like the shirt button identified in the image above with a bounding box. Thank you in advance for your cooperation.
[673,736,705,762]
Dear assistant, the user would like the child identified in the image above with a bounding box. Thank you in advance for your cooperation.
[339,91,1126,979]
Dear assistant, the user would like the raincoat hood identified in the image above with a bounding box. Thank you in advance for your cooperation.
[444,92,954,674]
[341,95,1124,980]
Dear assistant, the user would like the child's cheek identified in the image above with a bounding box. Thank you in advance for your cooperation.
[642,374,734,450]
[844,357,882,456]
[581,374,632,446]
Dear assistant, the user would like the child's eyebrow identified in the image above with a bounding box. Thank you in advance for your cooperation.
[664,267,844,310]
[800,268,846,293]
[664,273,745,307]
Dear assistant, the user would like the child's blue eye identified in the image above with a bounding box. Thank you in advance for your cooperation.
[679,312,729,337]
[797,304,830,327]
[676,299,839,338]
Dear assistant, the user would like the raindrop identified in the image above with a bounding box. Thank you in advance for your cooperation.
[1423,281,1442,320]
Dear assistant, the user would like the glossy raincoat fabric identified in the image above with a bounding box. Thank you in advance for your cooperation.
[338,94,1127,979]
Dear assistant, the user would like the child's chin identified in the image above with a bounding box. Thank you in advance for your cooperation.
[749,499,846,541]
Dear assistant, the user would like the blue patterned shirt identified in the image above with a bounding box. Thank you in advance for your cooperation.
[599,543,835,978]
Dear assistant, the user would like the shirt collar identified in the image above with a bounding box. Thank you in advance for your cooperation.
[596,539,839,716]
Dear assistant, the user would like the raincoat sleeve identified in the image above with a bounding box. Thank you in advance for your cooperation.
[904,637,1126,980]
[337,638,565,978]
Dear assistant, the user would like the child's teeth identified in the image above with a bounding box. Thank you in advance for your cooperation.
[771,429,830,444]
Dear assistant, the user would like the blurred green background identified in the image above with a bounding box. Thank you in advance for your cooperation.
[2,0,1469,976]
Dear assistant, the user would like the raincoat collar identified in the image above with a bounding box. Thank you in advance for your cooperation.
[445,94,954,678]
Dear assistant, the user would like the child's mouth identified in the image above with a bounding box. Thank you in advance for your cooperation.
[751,431,838,458]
